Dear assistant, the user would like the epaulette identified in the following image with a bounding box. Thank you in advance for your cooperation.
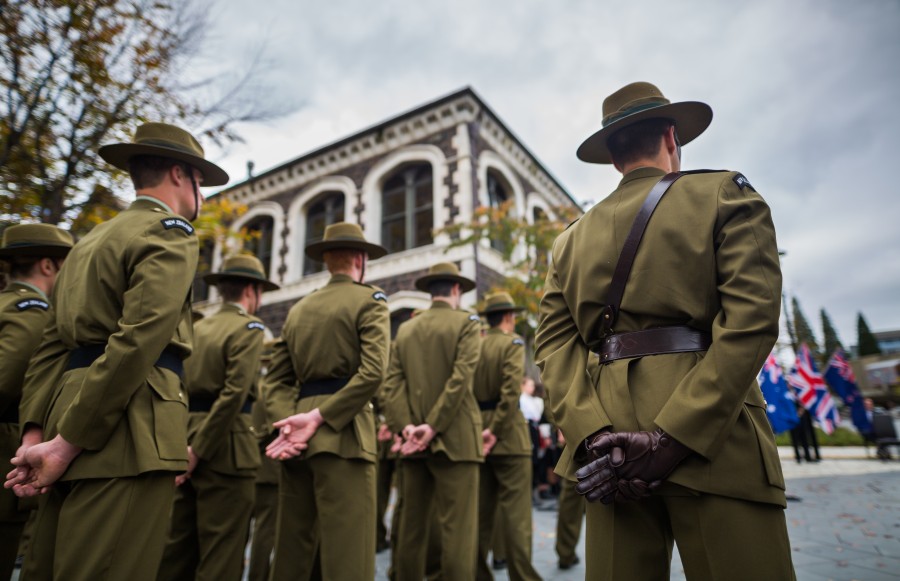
[355,282,389,303]
[247,321,266,332]
[512,337,525,346]
[468,313,481,322]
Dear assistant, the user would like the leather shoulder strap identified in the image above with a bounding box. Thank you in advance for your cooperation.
[600,172,683,335]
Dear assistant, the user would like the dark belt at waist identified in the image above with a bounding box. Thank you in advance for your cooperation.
[66,344,185,377]
[298,377,351,400]
[0,401,19,423]
[189,396,252,414]
[593,326,712,364]
[478,400,499,411]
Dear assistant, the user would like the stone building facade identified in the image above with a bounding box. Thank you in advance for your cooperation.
[196,88,580,337]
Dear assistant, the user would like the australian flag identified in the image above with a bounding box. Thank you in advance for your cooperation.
[788,343,841,434]
[825,348,871,435]
[758,353,799,434]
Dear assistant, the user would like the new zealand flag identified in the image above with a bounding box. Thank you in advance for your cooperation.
[825,348,871,435]
[758,353,800,434]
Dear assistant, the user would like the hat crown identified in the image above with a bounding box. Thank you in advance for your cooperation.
[427,262,463,278]
[602,82,671,127]
[322,222,367,244]
[217,254,266,279]
[1,223,74,251]
[484,291,516,308]
[132,122,205,158]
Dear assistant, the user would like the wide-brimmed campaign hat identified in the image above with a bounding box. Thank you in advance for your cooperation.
[478,291,524,315]
[99,122,229,186]
[304,222,387,261]
[0,223,74,259]
[204,254,280,292]
[576,82,713,164]
[415,262,476,293]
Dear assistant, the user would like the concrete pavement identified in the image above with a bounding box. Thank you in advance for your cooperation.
[375,447,900,580]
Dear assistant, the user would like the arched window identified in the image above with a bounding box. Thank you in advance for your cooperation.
[486,170,512,252]
[532,206,550,269]
[243,216,275,276]
[304,192,345,275]
[381,163,433,254]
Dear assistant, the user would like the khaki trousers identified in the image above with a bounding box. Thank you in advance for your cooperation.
[395,454,479,581]
[22,472,174,581]
[247,481,278,581]
[270,453,376,581]
[476,455,541,581]
[555,479,585,567]
[156,466,255,581]
[585,490,796,580]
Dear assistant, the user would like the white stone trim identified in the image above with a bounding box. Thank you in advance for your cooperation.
[221,201,285,284]
[526,193,555,222]
[284,177,357,283]
[387,290,432,312]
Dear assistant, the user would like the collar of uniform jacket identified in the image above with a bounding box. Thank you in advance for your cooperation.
[430,301,454,310]
[618,166,666,187]
[327,273,355,285]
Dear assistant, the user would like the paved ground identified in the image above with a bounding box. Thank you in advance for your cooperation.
[375,447,900,580]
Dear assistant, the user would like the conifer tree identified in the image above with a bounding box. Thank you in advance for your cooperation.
[820,308,844,360]
[857,312,883,356]
[791,297,821,361]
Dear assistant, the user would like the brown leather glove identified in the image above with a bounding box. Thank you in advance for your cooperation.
[574,428,643,505]
[589,428,692,488]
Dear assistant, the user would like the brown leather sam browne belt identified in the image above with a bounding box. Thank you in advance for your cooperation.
[593,326,711,364]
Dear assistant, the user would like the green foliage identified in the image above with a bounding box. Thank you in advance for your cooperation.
[820,308,844,362]
[774,426,865,447]
[857,312,883,356]
[791,296,821,361]
[437,199,579,339]
[0,0,288,227]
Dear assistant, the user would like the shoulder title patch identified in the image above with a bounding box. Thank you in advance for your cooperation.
[161,218,195,235]
[247,321,266,331]
[372,291,387,302]
[468,314,481,322]
[732,173,754,191]
[512,338,525,346]
[16,299,49,311]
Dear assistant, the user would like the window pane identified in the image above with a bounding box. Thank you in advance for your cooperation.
[244,217,274,276]
[383,218,406,253]
[304,193,344,275]
[415,179,432,208]
[414,207,433,248]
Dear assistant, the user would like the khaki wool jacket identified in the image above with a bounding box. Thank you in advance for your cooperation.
[535,167,786,507]
[19,198,197,479]
[184,303,265,476]
[383,301,484,463]
[473,328,531,457]
[265,274,390,463]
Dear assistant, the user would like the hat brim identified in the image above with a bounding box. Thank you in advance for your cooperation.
[415,273,476,293]
[0,243,73,259]
[576,101,713,164]
[305,239,388,262]
[203,272,280,292]
[99,143,230,187]
[478,304,525,315]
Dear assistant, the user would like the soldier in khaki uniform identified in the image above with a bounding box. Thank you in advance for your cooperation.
[5,123,228,581]
[535,82,794,579]
[247,340,281,581]
[383,262,483,581]
[473,292,541,581]
[0,224,73,580]
[264,222,390,580]
[156,254,278,580]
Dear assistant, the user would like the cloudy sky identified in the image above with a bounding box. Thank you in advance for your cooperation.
[197,0,899,348]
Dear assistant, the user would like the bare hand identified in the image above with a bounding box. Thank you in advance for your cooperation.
[4,426,43,494]
[400,424,436,455]
[390,434,403,454]
[266,408,325,460]
[482,428,497,456]
[11,434,81,496]
[175,446,199,487]
[377,423,393,443]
